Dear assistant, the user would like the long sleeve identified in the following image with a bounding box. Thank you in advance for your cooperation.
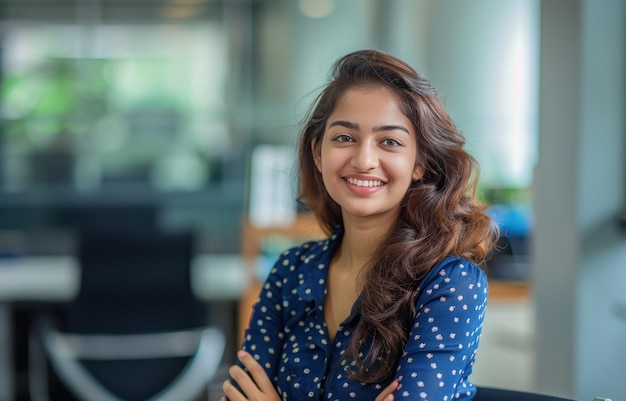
[393,257,488,401]
[238,253,291,384]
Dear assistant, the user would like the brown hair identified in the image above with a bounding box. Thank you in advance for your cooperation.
[297,49,498,382]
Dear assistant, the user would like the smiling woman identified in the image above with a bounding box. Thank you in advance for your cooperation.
[222,49,499,401]
[313,86,422,223]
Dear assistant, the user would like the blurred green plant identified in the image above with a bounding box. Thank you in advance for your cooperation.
[478,184,531,206]
[2,57,110,152]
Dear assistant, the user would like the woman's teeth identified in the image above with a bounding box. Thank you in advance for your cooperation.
[345,178,384,187]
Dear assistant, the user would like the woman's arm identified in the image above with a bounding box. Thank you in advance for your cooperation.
[224,253,291,399]
[224,351,400,401]
[393,258,488,401]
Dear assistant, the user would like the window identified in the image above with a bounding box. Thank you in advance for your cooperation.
[2,18,230,193]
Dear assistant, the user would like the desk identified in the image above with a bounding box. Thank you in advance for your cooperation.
[0,254,249,401]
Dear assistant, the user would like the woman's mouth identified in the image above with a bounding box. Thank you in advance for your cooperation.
[344,177,385,187]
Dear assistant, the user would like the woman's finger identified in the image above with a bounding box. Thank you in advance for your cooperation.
[222,351,281,401]
[222,377,247,401]
[375,379,399,401]
[228,363,271,401]
[228,364,257,391]
[236,350,275,394]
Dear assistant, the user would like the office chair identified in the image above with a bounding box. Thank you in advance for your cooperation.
[29,229,226,401]
[475,386,612,401]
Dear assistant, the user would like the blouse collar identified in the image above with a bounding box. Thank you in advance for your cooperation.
[294,227,343,308]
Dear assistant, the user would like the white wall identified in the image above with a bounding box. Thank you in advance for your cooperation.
[576,1,626,399]
[422,0,539,190]
[534,0,626,399]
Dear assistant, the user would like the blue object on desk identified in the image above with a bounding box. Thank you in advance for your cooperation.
[487,203,532,237]
[486,204,532,281]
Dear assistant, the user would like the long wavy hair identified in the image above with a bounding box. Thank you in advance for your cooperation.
[297,49,498,382]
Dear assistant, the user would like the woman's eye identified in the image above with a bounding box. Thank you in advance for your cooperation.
[381,138,401,147]
[334,134,354,143]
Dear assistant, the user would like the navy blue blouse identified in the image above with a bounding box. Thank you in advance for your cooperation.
[238,230,488,401]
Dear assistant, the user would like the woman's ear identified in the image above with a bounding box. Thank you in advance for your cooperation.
[312,139,322,172]
[412,165,425,181]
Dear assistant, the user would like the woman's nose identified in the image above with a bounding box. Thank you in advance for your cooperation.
[351,142,379,171]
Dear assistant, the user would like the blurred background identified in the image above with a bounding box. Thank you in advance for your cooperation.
[0,0,623,400]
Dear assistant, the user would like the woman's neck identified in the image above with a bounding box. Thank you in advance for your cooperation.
[336,214,395,274]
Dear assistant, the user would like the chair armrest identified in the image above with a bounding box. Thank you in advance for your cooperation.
[43,325,217,359]
[39,324,226,401]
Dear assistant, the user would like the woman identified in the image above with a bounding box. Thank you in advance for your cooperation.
[223,49,497,401]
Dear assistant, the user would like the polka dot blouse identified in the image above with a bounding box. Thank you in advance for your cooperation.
[237,229,488,401]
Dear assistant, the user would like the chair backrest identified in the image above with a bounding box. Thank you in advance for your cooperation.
[67,228,207,334]
[54,229,212,400]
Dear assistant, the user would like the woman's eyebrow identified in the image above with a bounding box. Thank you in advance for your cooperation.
[328,120,359,130]
[373,124,410,135]
[328,120,410,135]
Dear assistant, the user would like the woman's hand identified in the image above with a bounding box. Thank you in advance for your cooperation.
[222,350,281,401]
[375,379,399,401]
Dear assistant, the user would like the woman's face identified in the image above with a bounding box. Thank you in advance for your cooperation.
[313,86,423,223]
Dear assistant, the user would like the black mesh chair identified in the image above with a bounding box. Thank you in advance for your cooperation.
[29,229,225,401]
[475,387,612,401]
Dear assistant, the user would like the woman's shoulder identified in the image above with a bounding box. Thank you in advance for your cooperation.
[428,255,486,277]
[417,256,488,299]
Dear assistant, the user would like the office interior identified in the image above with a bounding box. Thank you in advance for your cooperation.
[0,0,624,400]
